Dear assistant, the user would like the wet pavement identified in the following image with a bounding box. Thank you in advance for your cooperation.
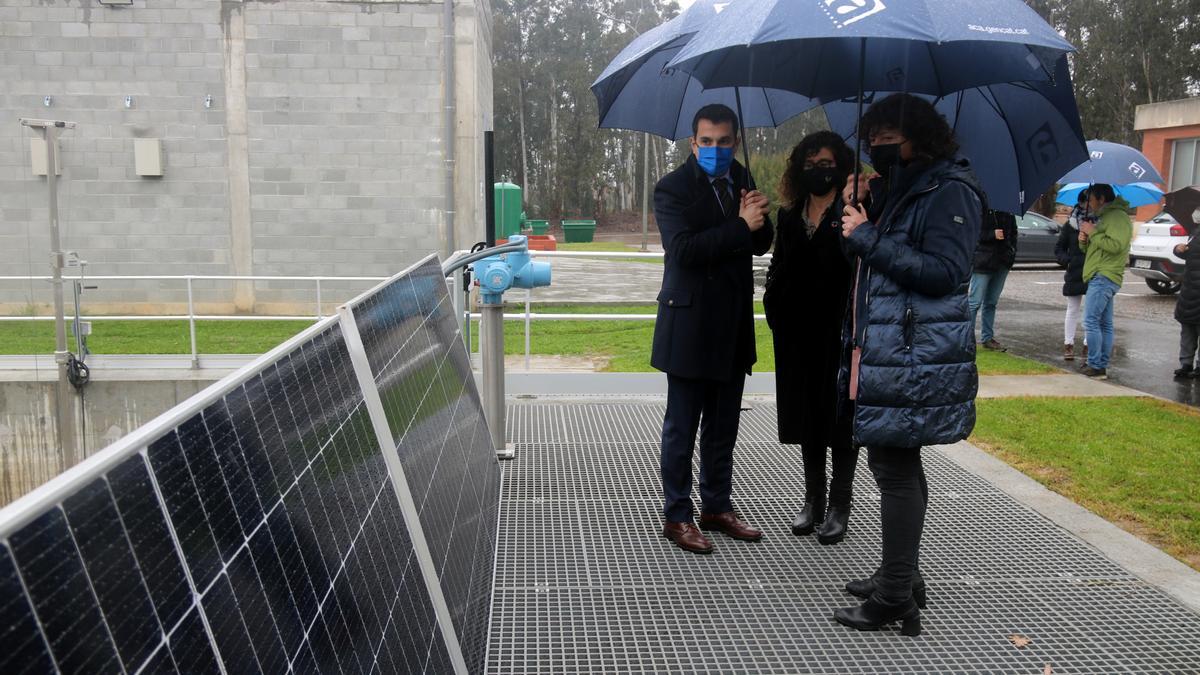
[989,266,1200,408]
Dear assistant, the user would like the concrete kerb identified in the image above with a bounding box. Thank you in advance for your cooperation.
[938,439,1200,615]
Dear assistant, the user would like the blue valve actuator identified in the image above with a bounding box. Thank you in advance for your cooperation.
[476,235,552,304]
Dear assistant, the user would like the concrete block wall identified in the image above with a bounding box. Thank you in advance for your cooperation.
[0,0,490,316]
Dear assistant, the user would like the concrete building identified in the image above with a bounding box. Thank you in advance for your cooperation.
[1,0,492,315]
[1134,96,1200,221]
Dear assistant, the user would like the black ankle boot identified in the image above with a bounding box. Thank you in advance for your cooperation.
[834,596,921,636]
[791,499,825,536]
[845,576,928,609]
[816,504,850,545]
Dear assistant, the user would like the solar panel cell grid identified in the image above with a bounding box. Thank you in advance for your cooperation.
[0,256,498,674]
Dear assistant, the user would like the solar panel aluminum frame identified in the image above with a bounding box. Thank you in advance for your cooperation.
[0,253,482,674]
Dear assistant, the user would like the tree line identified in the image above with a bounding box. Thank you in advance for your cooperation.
[491,0,1200,224]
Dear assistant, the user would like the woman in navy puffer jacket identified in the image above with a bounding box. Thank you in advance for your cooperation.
[833,94,983,637]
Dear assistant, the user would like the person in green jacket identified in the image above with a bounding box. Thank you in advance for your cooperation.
[1078,184,1133,379]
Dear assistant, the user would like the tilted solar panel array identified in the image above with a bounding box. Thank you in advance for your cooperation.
[352,258,500,675]
[0,255,499,674]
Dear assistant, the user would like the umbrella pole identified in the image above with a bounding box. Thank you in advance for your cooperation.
[853,38,866,205]
[734,86,755,190]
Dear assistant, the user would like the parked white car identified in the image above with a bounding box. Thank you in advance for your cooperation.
[1129,211,1190,294]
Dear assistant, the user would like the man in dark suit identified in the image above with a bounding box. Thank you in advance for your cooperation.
[653,104,774,554]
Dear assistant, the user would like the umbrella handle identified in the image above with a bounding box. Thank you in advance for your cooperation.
[852,38,866,206]
[734,86,755,191]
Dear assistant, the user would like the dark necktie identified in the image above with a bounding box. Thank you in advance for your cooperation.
[712,177,735,218]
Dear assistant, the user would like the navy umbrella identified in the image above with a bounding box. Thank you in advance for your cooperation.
[823,56,1087,214]
[592,0,819,181]
[1059,140,1166,186]
[667,0,1077,201]
[667,0,1075,99]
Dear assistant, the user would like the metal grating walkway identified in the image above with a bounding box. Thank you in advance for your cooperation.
[488,401,1200,674]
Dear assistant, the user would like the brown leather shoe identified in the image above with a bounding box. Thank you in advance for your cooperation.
[662,521,714,554]
[699,511,763,542]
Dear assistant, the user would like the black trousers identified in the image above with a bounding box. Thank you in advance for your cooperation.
[802,434,859,508]
[660,373,745,523]
[867,446,928,602]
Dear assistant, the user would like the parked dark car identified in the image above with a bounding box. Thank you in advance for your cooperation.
[1014,211,1062,265]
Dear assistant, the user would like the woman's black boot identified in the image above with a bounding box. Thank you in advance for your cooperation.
[791,498,825,536]
[816,504,850,545]
[845,576,927,609]
[834,596,922,636]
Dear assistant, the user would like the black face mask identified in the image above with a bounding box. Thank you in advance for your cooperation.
[801,166,840,196]
[868,143,905,177]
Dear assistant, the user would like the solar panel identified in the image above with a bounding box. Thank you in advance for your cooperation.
[0,254,498,674]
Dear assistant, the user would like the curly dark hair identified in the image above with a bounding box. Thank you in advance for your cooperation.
[860,93,959,162]
[778,130,855,208]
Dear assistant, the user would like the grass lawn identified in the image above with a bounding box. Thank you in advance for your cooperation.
[0,319,314,355]
[555,242,663,264]
[2,304,1056,377]
[972,396,1200,571]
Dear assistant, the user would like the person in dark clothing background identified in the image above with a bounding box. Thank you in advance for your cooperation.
[835,94,982,637]
[1056,191,1090,362]
[763,131,859,545]
[969,209,1018,352]
[1173,206,1200,379]
[652,104,775,555]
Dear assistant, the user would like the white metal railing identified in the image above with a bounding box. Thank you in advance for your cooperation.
[0,274,389,366]
[3,249,771,371]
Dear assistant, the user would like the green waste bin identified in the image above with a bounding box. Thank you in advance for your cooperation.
[493,182,523,240]
[526,219,550,235]
[561,219,596,243]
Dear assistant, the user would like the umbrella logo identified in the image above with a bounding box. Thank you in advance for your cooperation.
[1090,150,1105,160]
[1025,123,1059,170]
[822,0,887,29]
[1128,162,1147,179]
[713,2,730,12]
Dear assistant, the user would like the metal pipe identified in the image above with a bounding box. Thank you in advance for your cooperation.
[35,121,79,469]
[484,129,496,247]
[187,277,198,369]
[524,288,531,371]
[315,278,323,318]
[480,302,510,458]
[443,0,457,261]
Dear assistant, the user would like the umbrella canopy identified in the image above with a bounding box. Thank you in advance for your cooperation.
[822,56,1086,214]
[1056,182,1165,208]
[1059,140,1166,186]
[592,0,818,141]
[1164,186,1200,234]
[666,0,1075,99]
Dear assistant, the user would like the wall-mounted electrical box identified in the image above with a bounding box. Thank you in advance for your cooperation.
[30,138,62,176]
[134,138,163,176]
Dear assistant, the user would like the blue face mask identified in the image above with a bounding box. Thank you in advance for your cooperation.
[696,145,735,177]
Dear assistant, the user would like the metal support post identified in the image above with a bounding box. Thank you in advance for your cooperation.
[23,118,78,468]
[315,278,323,318]
[480,302,512,459]
[524,288,531,371]
[187,277,199,369]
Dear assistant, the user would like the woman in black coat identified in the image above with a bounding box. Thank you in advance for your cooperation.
[1056,192,1089,361]
[1174,221,1200,378]
[763,131,858,545]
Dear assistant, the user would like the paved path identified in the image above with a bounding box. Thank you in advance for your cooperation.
[489,401,1200,673]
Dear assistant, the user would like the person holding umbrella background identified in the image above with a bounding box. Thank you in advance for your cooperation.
[837,93,984,637]
[763,131,860,545]
[1057,191,1090,362]
[1078,185,1134,380]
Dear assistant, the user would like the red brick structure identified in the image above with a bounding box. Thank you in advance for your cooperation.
[1134,98,1200,221]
